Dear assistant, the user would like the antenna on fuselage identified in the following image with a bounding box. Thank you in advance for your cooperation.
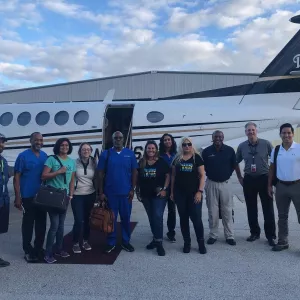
[103,89,115,103]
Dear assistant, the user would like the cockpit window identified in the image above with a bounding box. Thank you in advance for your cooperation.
[17,112,31,126]
[36,111,50,126]
[0,112,13,126]
[147,111,164,123]
[74,110,89,125]
[54,111,69,126]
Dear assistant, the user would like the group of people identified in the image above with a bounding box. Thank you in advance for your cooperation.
[0,121,300,266]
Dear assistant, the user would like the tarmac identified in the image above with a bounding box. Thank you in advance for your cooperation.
[1,173,300,300]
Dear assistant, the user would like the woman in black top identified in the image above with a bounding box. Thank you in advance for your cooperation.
[138,140,170,256]
[171,137,207,254]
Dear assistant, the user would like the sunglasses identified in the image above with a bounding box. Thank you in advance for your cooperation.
[182,143,192,147]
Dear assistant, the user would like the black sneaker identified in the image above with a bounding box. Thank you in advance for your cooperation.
[0,258,10,267]
[268,238,276,247]
[272,242,289,252]
[121,243,135,252]
[166,232,176,243]
[246,234,260,242]
[104,244,116,254]
[183,243,191,253]
[24,253,38,263]
[207,237,217,245]
[156,242,166,256]
[146,240,157,250]
[226,239,236,246]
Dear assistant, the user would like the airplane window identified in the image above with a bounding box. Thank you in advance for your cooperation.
[74,110,89,125]
[36,111,50,126]
[147,111,164,123]
[0,112,13,126]
[17,112,31,126]
[54,111,69,126]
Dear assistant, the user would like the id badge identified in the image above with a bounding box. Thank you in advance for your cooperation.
[251,164,257,173]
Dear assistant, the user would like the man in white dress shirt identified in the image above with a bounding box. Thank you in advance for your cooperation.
[268,123,300,251]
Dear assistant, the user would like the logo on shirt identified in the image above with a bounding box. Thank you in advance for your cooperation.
[208,154,215,158]
[144,168,156,178]
[180,163,193,172]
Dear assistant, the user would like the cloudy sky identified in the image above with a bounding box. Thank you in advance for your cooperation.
[0,0,299,91]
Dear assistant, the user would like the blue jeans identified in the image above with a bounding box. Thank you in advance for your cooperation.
[107,194,132,246]
[174,189,204,244]
[45,210,67,256]
[71,193,95,243]
[142,196,167,242]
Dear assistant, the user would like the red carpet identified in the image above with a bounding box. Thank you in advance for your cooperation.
[48,222,137,265]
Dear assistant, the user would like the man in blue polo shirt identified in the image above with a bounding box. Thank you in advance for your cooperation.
[97,131,138,254]
[14,132,48,262]
[202,130,237,246]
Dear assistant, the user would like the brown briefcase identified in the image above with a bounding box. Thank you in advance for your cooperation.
[90,200,114,234]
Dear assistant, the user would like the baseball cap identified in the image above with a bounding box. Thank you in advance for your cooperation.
[0,134,7,142]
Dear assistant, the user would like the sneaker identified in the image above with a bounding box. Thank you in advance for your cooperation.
[156,242,166,256]
[44,256,57,264]
[24,253,38,263]
[226,239,236,246]
[272,242,289,252]
[146,240,157,250]
[166,232,176,243]
[0,258,10,267]
[82,241,92,251]
[207,237,217,245]
[55,251,70,258]
[183,243,191,253]
[72,243,81,254]
[121,243,135,252]
[104,244,116,254]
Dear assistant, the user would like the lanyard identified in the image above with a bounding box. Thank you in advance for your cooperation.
[249,144,257,164]
[80,158,90,175]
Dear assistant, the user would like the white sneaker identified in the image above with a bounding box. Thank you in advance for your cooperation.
[82,241,92,251]
[72,243,81,254]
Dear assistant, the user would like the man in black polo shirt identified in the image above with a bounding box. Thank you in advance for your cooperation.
[202,130,237,246]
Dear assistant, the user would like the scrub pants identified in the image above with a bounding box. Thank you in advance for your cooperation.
[107,194,132,246]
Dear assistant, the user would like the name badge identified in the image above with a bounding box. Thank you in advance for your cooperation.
[251,164,257,173]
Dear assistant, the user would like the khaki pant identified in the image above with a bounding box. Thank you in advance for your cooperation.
[205,179,234,239]
[275,181,300,244]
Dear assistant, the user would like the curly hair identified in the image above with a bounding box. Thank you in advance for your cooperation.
[53,138,73,155]
[139,140,159,169]
[159,133,177,155]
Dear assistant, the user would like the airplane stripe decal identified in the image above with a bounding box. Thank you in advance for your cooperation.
[6,129,102,141]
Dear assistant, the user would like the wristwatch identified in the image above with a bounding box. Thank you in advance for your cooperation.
[162,187,167,191]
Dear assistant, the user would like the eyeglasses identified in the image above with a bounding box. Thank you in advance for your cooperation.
[81,148,91,152]
[182,143,192,147]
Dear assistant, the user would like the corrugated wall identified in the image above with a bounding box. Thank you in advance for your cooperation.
[0,71,259,104]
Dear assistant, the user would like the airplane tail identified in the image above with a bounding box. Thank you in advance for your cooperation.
[243,28,300,96]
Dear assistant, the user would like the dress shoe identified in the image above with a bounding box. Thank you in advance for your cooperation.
[272,243,289,251]
[246,235,260,242]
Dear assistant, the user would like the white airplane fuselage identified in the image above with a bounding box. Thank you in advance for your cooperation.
[2,91,300,165]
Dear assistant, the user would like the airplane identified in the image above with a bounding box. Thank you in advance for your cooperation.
[1,15,300,166]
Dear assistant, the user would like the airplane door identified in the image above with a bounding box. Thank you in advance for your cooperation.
[102,104,134,150]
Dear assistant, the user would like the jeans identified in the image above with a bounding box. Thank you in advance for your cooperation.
[71,193,95,243]
[22,197,47,255]
[174,189,204,244]
[243,174,276,239]
[142,196,167,242]
[45,210,67,256]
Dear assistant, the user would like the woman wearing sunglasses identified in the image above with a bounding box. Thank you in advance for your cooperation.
[138,140,170,256]
[170,137,206,254]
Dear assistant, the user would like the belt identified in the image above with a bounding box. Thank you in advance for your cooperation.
[278,179,300,186]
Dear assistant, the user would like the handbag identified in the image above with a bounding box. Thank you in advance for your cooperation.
[33,155,69,213]
[90,200,114,233]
